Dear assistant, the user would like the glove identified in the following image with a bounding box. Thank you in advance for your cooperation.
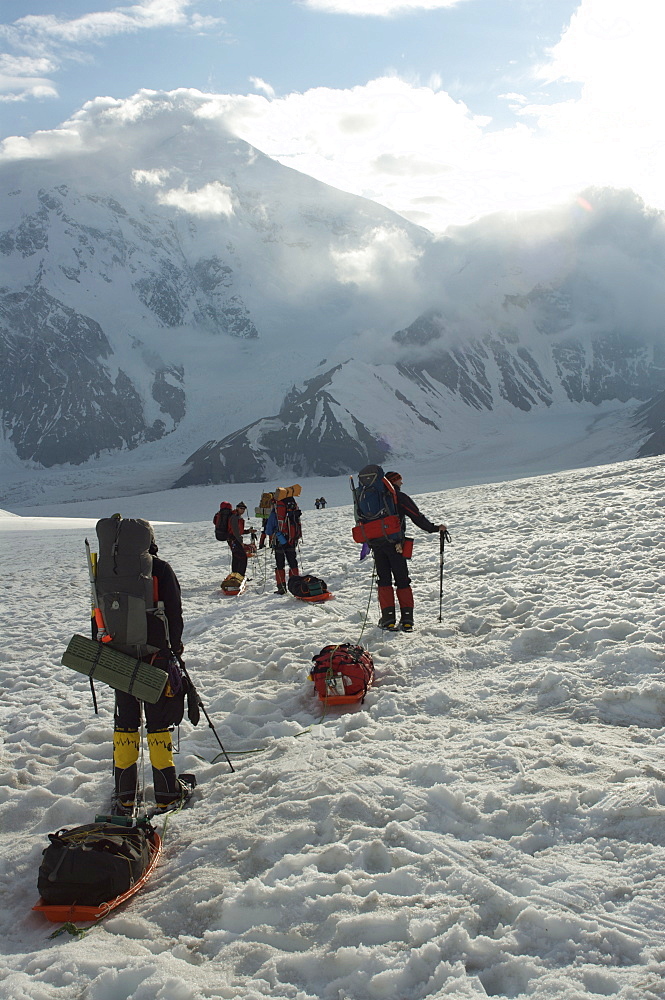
[186,680,201,727]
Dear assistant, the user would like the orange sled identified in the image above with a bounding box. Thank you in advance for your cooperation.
[294,592,334,603]
[318,690,364,706]
[33,830,162,923]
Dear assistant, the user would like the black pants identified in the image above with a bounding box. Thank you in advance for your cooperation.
[114,649,185,732]
[228,538,248,576]
[115,688,185,733]
[274,545,299,572]
[371,542,411,589]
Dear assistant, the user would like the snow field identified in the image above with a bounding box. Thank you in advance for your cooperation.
[1,455,665,998]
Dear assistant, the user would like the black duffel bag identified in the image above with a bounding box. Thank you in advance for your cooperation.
[37,822,152,905]
[287,574,328,598]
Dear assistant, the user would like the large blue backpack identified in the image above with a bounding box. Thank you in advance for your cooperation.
[352,465,402,544]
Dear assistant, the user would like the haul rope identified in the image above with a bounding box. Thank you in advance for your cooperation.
[356,563,376,647]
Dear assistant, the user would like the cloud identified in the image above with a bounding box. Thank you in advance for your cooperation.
[132,167,171,186]
[157,180,235,216]
[331,225,423,288]
[195,0,665,232]
[7,1,193,44]
[249,77,275,100]
[200,77,537,232]
[2,0,664,237]
[299,0,466,14]
[0,1,221,102]
[0,54,58,102]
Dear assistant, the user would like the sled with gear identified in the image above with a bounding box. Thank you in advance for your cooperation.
[33,819,162,924]
[220,572,247,596]
[288,574,334,603]
[350,465,403,544]
[310,644,375,705]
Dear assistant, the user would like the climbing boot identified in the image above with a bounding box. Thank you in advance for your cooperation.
[378,607,398,631]
[400,607,414,632]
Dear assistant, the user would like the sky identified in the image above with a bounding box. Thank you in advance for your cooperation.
[1,0,663,232]
[3,454,665,998]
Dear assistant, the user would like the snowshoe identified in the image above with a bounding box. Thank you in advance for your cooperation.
[150,773,197,816]
[110,789,144,818]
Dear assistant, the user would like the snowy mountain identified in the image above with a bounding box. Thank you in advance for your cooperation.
[2,92,665,498]
[0,92,431,479]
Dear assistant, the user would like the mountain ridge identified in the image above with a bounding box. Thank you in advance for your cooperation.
[1,92,665,496]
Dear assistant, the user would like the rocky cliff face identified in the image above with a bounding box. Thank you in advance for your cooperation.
[175,364,391,486]
[0,282,185,465]
[394,307,665,411]
[0,181,260,466]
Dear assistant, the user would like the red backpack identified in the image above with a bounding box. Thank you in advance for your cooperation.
[275,496,302,546]
[310,644,374,705]
[213,502,233,541]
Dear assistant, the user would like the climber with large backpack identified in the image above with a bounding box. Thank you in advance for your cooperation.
[352,466,448,632]
[95,515,196,814]
[261,485,303,594]
[215,501,255,594]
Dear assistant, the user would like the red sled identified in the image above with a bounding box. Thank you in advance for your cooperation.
[310,644,374,705]
[33,829,162,924]
[352,514,402,544]
[295,592,335,604]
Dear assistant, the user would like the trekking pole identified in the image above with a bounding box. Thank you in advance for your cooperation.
[438,530,451,623]
[177,657,235,772]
